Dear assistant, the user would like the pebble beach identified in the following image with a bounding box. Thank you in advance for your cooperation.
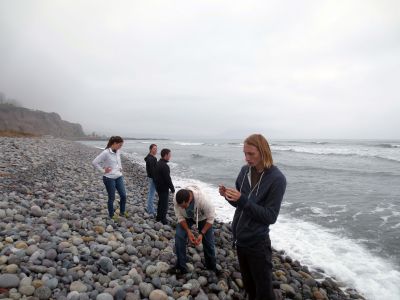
[0,137,366,300]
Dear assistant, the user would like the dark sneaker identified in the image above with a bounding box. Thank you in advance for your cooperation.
[168,267,188,275]
[209,268,224,277]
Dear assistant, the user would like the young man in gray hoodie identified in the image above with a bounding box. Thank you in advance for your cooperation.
[220,134,286,300]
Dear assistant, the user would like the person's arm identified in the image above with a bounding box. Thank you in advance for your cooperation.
[194,221,213,246]
[180,219,196,244]
[165,165,175,193]
[173,196,186,223]
[200,222,212,235]
[150,157,157,178]
[92,151,107,173]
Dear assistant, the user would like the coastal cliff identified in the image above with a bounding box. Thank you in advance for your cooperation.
[0,104,85,138]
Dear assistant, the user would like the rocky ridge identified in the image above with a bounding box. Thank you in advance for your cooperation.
[0,104,85,138]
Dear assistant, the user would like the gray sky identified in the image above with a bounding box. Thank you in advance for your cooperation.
[1,1,399,139]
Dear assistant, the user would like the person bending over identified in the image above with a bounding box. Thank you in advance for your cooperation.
[170,186,217,275]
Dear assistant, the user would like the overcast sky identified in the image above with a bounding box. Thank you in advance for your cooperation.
[0,1,399,139]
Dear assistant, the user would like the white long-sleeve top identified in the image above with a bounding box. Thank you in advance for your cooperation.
[92,148,123,179]
[173,185,216,227]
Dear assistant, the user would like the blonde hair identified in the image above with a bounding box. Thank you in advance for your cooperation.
[244,134,273,169]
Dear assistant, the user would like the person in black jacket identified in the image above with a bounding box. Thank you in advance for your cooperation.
[144,144,158,216]
[154,148,175,224]
[219,134,286,300]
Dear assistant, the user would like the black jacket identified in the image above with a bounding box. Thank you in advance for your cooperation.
[154,158,175,193]
[228,165,286,247]
[144,154,157,178]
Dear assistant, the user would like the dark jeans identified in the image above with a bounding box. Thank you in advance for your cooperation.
[156,190,169,224]
[237,237,275,300]
[103,176,126,217]
[175,219,216,271]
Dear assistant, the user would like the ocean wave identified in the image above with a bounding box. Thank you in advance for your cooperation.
[190,153,223,163]
[391,223,400,229]
[375,143,400,149]
[271,216,400,300]
[283,140,331,145]
[310,207,331,217]
[173,141,204,146]
[121,151,146,167]
[272,146,400,163]
[371,203,398,214]
[352,212,362,221]
[277,162,400,177]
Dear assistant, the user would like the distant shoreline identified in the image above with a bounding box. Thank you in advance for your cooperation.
[75,137,170,141]
[0,130,169,141]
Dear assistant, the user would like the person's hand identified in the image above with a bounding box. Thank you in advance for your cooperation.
[104,167,112,173]
[225,188,241,202]
[194,234,203,246]
[187,231,196,244]
[219,185,226,197]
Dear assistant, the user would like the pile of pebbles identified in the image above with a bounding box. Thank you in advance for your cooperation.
[0,137,365,300]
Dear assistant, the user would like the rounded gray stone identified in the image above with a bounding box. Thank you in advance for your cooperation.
[0,273,20,288]
[96,293,113,300]
[149,289,168,300]
[19,285,35,296]
[98,256,113,273]
[30,205,43,217]
[34,286,52,299]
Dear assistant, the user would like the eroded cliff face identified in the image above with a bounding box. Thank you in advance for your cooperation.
[0,104,85,137]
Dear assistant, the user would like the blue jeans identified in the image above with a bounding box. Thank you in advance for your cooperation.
[103,176,126,217]
[146,177,156,215]
[175,218,216,271]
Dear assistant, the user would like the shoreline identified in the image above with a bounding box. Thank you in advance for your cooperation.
[0,136,365,299]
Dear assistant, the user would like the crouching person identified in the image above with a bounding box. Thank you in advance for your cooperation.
[170,186,217,275]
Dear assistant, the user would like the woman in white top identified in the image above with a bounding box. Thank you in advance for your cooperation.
[92,136,127,220]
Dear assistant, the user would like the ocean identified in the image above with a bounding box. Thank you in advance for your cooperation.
[80,138,400,300]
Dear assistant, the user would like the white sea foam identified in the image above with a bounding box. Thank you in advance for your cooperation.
[380,215,391,225]
[272,145,400,163]
[173,141,205,146]
[352,211,362,221]
[310,206,331,217]
[392,223,400,229]
[122,151,145,167]
[328,204,347,213]
[270,216,400,300]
